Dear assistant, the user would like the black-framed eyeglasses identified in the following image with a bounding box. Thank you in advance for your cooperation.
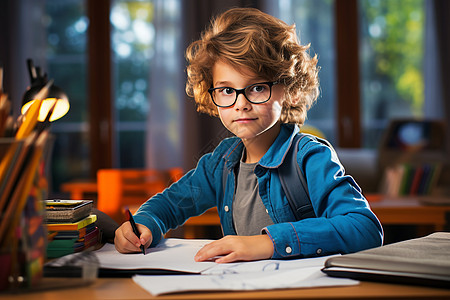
[208,81,278,108]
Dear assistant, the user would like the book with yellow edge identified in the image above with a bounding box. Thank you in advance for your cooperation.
[46,214,97,231]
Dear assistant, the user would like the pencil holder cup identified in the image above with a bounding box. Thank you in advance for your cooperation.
[0,138,48,291]
[0,195,47,291]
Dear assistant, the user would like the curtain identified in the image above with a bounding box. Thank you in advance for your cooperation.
[0,0,47,118]
[145,0,184,170]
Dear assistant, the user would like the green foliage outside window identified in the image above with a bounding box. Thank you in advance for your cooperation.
[360,0,424,115]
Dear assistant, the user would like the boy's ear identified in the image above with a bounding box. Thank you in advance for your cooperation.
[289,97,300,105]
[283,93,300,106]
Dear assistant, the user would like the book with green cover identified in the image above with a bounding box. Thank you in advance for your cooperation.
[47,226,100,258]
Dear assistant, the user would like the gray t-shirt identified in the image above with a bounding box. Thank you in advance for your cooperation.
[233,159,274,236]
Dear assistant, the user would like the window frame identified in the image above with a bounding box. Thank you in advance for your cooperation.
[87,0,114,176]
[335,0,362,148]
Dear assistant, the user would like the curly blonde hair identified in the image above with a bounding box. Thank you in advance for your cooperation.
[185,7,319,125]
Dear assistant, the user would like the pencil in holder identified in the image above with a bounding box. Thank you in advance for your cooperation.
[0,137,48,291]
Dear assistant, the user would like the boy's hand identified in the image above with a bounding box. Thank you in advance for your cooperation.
[194,235,274,263]
[114,221,152,253]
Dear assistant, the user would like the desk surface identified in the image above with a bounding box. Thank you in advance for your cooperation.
[2,198,450,299]
[1,277,450,300]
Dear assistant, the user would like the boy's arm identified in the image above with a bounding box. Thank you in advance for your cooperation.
[132,150,225,247]
[264,140,383,259]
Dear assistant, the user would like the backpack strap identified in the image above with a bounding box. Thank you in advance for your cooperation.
[278,133,316,221]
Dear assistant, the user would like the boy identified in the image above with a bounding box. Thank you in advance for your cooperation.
[114,7,383,263]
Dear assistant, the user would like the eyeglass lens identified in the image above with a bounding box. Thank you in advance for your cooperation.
[211,83,272,107]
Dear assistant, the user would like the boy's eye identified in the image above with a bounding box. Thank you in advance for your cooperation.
[218,87,235,96]
[249,84,266,93]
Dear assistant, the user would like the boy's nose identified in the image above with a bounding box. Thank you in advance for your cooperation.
[234,93,251,110]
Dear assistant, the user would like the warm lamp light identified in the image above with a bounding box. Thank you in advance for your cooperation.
[21,59,70,122]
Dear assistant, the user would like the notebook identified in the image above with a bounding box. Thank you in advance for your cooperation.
[322,232,450,288]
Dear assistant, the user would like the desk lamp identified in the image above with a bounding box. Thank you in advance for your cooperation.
[21,59,70,122]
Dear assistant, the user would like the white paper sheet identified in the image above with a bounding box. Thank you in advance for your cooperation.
[96,238,338,275]
[95,238,216,273]
[133,267,359,295]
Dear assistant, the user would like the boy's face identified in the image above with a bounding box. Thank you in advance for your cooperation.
[212,61,285,142]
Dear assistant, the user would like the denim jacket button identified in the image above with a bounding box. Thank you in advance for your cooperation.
[224,205,229,212]
[285,246,292,254]
[265,209,269,214]
[316,248,322,254]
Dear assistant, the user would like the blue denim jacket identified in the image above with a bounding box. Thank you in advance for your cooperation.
[134,123,383,259]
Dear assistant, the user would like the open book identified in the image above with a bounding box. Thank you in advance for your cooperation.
[322,232,450,288]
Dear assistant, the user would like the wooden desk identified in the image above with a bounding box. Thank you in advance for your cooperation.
[369,197,450,231]
[1,277,450,299]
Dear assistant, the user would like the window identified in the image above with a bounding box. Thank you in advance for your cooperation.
[42,0,181,195]
[273,0,426,148]
[359,0,425,148]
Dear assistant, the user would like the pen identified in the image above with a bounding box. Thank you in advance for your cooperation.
[125,208,145,255]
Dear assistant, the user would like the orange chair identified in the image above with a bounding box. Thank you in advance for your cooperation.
[97,168,183,224]
[97,167,221,238]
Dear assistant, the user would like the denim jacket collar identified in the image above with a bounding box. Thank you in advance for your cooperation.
[222,123,300,171]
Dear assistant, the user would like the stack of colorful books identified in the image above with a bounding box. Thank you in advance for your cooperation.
[44,200,100,258]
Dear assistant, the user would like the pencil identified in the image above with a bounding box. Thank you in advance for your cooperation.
[0,132,35,214]
[0,131,48,247]
[125,208,145,255]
